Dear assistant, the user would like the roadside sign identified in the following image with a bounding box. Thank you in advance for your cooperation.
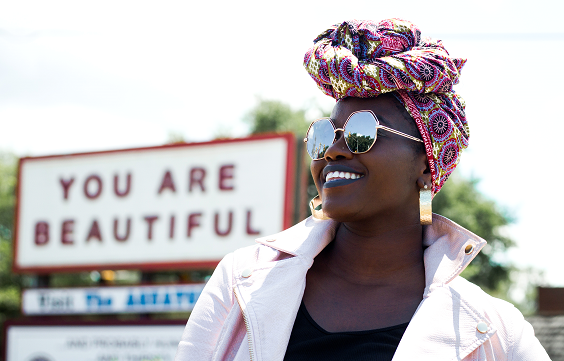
[14,134,295,272]
[4,320,186,361]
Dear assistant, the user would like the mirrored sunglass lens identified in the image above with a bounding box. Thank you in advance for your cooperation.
[344,112,377,153]
[306,119,334,159]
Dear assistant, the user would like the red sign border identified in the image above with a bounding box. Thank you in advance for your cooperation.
[3,318,188,361]
[13,133,296,274]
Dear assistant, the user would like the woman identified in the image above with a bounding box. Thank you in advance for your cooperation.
[175,19,549,360]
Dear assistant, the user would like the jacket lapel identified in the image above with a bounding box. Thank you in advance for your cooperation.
[234,217,339,361]
[394,215,492,360]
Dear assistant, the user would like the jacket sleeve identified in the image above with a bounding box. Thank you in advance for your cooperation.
[510,313,551,360]
[175,252,235,361]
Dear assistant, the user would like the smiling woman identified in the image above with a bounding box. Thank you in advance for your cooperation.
[174,19,550,361]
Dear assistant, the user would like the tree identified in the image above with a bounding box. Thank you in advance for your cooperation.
[244,98,310,136]
[433,174,515,299]
[0,152,21,343]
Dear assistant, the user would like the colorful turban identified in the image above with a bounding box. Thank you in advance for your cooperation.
[303,18,469,195]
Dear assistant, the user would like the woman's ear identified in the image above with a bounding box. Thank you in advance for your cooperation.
[416,153,432,188]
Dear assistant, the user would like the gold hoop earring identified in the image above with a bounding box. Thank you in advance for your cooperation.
[309,195,330,220]
[420,185,432,225]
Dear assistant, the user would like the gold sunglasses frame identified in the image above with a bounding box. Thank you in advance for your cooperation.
[303,110,424,160]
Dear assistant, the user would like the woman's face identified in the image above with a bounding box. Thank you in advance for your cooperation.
[310,94,429,223]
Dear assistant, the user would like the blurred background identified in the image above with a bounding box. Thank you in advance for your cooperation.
[1,0,564,359]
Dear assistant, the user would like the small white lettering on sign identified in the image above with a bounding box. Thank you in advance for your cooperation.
[22,284,205,315]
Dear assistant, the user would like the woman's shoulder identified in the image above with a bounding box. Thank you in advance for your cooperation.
[449,276,523,320]
[214,239,298,278]
[448,276,526,332]
[219,217,339,270]
[449,276,550,358]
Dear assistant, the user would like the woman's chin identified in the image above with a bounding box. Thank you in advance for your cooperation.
[322,203,363,222]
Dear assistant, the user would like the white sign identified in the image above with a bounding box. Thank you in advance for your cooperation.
[22,284,205,315]
[14,134,295,272]
[6,323,185,361]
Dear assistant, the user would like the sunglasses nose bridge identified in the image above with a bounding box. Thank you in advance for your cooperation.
[331,127,346,143]
[323,127,354,160]
[332,127,346,144]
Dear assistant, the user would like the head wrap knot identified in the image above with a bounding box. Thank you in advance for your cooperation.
[304,18,469,194]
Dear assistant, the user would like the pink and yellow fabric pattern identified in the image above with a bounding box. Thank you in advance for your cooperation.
[303,18,469,195]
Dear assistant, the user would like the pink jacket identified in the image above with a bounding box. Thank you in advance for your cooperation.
[175,214,550,361]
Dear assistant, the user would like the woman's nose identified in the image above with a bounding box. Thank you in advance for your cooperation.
[324,130,353,161]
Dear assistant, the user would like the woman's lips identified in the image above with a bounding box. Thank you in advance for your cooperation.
[322,165,364,189]
[325,171,364,182]
[324,177,363,188]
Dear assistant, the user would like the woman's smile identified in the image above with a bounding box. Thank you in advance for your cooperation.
[323,164,365,188]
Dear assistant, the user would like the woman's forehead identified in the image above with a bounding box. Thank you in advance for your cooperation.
[331,95,408,129]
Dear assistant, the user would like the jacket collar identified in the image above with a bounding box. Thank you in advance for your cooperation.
[246,214,493,361]
[256,213,487,288]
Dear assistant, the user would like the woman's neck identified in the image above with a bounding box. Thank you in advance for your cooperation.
[322,216,425,286]
[303,215,427,331]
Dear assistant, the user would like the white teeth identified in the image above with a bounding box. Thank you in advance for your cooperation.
[325,171,364,182]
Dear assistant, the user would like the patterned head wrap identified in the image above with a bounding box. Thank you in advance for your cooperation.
[304,18,469,195]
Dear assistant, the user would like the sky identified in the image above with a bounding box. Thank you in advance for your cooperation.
[1,0,564,291]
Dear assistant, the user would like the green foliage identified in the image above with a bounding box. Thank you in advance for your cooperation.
[0,152,21,344]
[166,131,187,144]
[0,152,16,240]
[0,240,21,313]
[244,98,310,136]
[433,174,515,296]
[50,273,98,287]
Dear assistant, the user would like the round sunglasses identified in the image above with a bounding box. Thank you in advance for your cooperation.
[303,110,424,160]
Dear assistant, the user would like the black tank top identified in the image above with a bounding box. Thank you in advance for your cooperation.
[284,301,408,361]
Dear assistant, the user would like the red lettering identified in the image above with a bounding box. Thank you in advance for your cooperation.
[169,215,175,239]
[84,175,103,199]
[86,220,102,242]
[60,178,74,200]
[114,173,131,197]
[144,216,159,240]
[218,165,235,191]
[158,170,176,194]
[214,211,233,236]
[246,210,260,235]
[189,167,206,192]
[187,213,202,238]
[113,218,131,242]
[61,219,74,245]
[35,221,49,245]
